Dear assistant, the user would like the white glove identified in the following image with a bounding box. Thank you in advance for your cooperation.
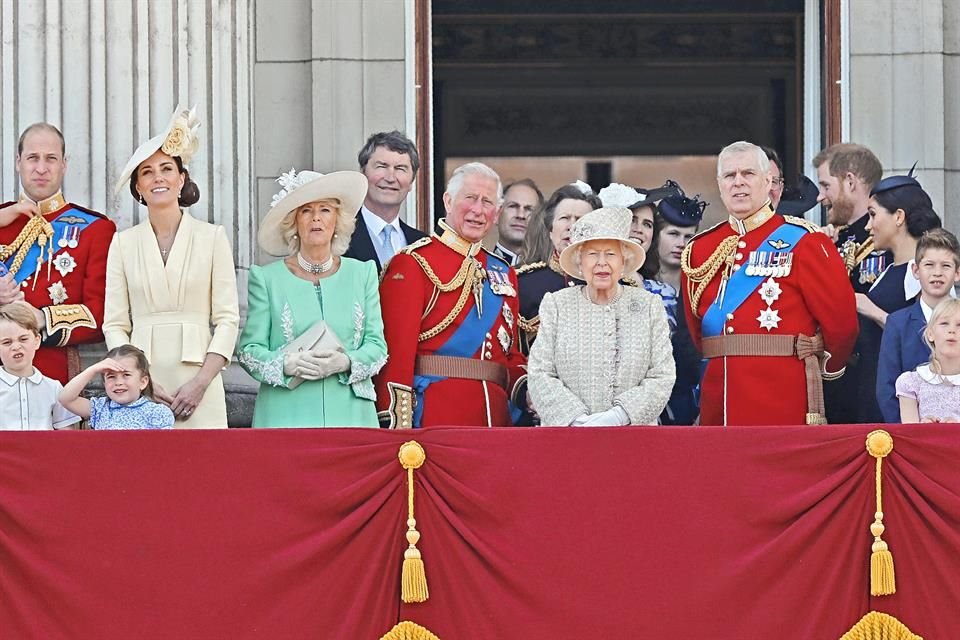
[283,350,327,380]
[580,406,630,426]
[312,349,350,379]
[570,414,590,426]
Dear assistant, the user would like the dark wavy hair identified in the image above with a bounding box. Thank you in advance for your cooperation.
[872,184,941,239]
[105,344,156,401]
[521,184,602,264]
[128,154,200,208]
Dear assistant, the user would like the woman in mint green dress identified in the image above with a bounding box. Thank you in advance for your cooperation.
[238,169,386,427]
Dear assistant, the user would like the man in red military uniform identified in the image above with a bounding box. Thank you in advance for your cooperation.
[0,123,116,384]
[681,141,858,425]
[375,162,527,428]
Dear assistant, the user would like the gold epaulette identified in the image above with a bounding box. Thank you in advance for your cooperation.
[782,215,820,233]
[516,261,547,275]
[398,236,432,255]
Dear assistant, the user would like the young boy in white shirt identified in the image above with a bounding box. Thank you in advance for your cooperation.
[0,302,80,430]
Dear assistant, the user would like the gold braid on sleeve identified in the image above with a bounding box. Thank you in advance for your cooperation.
[680,235,740,318]
[409,253,485,342]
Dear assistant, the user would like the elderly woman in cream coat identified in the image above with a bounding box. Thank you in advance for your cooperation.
[528,207,675,426]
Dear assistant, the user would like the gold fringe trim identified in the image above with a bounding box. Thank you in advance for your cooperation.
[398,441,429,603]
[380,621,441,640]
[839,611,923,640]
[866,430,896,596]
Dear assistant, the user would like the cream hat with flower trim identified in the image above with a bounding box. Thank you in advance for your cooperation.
[114,104,201,195]
[257,168,368,256]
[558,206,645,278]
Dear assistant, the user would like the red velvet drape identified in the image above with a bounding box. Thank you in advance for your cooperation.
[0,425,956,639]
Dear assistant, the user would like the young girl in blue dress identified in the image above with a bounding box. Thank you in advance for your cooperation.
[59,344,174,429]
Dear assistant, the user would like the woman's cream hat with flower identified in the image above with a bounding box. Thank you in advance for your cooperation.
[114,104,201,195]
[257,168,368,256]
[558,206,645,278]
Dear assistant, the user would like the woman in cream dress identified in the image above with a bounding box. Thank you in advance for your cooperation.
[528,206,675,426]
[104,106,239,428]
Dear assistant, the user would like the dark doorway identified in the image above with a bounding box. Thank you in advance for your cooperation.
[432,0,805,227]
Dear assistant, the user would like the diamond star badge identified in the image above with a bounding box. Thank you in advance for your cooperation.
[757,306,781,331]
[53,251,77,277]
[497,325,511,353]
[758,278,782,306]
[48,281,68,305]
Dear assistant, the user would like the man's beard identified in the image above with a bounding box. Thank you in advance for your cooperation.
[826,191,855,226]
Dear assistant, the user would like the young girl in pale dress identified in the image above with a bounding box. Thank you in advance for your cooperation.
[896,298,960,423]
[59,344,174,429]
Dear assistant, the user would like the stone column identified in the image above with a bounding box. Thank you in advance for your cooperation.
[849,0,952,229]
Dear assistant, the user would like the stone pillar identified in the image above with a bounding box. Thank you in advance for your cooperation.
[848,0,953,230]
[252,0,414,264]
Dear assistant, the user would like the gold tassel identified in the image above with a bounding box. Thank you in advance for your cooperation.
[398,441,428,603]
[865,430,895,596]
[380,620,441,640]
[839,610,923,640]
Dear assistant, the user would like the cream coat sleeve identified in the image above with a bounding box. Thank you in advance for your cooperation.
[102,233,132,350]
[614,299,676,424]
[527,291,590,426]
[205,225,240,361]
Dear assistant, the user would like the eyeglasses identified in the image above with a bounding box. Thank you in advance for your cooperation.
[771,177,785,187]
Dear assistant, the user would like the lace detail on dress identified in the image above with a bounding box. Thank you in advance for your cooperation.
[339,354,388,401]
[352,303,364,349]
[281,303,295,345]
[239,350,286,387]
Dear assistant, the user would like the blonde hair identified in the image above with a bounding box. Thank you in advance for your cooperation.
[924,297,960,377]
[279,198,357,257]
[0,302,40,335]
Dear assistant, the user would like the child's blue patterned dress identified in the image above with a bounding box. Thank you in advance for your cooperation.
[90,396,175,430]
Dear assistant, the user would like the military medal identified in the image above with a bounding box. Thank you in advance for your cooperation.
[58,226,70,248]
[758,278,782,306]
[68,226,79,249]
[54,251,77,277]
[487,268,516,297]
[497,325,511,353]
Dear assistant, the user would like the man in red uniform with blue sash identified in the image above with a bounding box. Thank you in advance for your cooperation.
[0,123,115,383]
[681,141,858,425]
[375,162,527,428]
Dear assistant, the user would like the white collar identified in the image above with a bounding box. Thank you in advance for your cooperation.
[871,259,920,300]
[494,243,519,265]
[916,364,960,385]
[361,206,401,237]
[920,298,935,321]
[0,366,43,386]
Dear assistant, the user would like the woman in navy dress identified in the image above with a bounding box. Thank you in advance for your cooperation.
[856,173,941,422]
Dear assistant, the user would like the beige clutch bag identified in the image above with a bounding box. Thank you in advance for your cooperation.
[282,321,345,389]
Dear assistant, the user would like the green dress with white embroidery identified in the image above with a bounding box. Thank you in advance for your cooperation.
[237,258,387,427]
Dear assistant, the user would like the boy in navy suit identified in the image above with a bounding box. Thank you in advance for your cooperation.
[877,228,960,422]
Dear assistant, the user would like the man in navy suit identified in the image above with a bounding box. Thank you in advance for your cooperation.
[877,229,960,422]
[344,131,426,272]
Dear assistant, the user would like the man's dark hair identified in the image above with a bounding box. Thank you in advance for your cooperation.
[812,143,883,190]
[357,131,420,175]
[761,146,783,173]
[502,178,545,208]
[17,123,66,156]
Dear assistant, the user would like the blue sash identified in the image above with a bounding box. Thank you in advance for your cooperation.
[701,223,807,338]
[412,264,505,427]
[4,207,100,284]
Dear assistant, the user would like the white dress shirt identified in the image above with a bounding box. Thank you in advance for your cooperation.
[361,207,406,261]
[0,367,81,430]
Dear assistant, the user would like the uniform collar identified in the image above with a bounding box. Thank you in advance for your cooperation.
[20,190,66,215]
[436,218,482,257]
[0,366,43,386]
[548,251,564,275]
[916,364,960,386]
[727,202,775,235]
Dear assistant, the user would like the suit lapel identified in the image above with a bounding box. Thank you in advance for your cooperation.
[349,211,382,270]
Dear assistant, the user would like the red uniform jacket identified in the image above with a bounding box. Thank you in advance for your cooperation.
[374,227,527,428]
[0,196,115,383]
[681,208,858,425]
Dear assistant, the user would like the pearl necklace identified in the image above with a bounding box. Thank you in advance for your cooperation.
[297,252,334,275]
